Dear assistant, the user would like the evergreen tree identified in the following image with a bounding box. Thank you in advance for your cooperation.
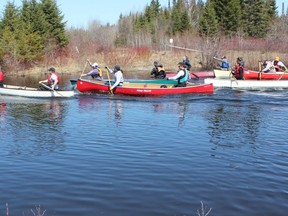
[18,1,44,62]
[0,3,20,63]
[211,0,241,36]
[170,0,191,35]
[242,0,268,37]
[40,0,69,48]
[199,0,219,38]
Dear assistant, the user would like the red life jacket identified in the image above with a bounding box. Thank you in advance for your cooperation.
[273,61,282,71]
[234,65,243,77]
[48,72,60,84]
[0,71,3,81]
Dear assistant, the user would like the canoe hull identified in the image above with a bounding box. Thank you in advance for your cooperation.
[77,79,214,96]
[0,85,75,98]
[213,69,231,79]
[244,70,288,80]
[204,78,288,89]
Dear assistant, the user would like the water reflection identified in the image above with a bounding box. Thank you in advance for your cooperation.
[152,97,189,127]
[0,102,7,125]
[77,96,190,127]
[206,103,261,151]
[5,99,68,156]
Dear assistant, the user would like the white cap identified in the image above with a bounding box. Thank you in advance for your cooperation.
[91,62,99,68]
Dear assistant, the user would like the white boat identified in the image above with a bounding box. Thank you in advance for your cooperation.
[204,78,288,89]
[213,69,231,79]
[0,84,76,98]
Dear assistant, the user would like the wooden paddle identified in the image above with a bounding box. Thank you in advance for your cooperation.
[190,71,199,80]
[80,61,88,78]
[105,66,113,95]
[278,68,288,80]
[40,83,63,96]
[229,71,238,85]
[258,61,262,80]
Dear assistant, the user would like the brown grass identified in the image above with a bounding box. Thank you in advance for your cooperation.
[4,42,288,76]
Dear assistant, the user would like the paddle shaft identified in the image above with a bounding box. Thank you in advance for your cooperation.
[80,61,88,78]
[105,67,113,95]
[229,71,238,85]
[40,83,63,96]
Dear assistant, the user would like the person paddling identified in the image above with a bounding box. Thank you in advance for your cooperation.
[39,67,60,90]
[0,66,4,87]
[167,62,189,87]
[106,64,124,91]
[82,60,103,80]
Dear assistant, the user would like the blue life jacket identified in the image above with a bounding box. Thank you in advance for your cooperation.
[222,61,230,69]
[179,69,189,84]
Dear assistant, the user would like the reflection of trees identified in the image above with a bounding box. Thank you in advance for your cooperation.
[206,103,261,151]
[7,99,67,156]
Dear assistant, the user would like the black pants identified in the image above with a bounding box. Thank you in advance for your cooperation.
[174,82,187,87]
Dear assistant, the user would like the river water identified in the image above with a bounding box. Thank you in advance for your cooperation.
[1,86,288,215]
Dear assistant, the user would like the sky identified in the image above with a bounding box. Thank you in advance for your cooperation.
[0,0,285,28]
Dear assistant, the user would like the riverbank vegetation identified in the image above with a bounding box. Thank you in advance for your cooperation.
[0,0,288,75]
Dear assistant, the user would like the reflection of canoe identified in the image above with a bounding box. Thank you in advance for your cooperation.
[213,69,231,79]
[77,78,214,96]
[0,84,76,98]
[244,70,288,80]
[204,78,288,89]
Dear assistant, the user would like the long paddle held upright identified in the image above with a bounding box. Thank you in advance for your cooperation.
[105,66,113,95]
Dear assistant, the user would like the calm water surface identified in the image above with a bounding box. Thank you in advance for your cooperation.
[1,88,288,216]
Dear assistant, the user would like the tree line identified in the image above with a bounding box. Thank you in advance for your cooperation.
[0,0,287,72]
[0,0,68,70]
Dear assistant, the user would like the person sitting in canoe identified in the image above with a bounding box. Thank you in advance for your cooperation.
[150,61,166,79]
[272,56,287,72]
[39,67,60,90]
[262,60,276,73]
[106,64,124,91]
[82,60,103,80]
[231,57,244,80]
[0,66,4,87]
[214,56,230,71]
[167,62,189,87]
[182,55,191,71]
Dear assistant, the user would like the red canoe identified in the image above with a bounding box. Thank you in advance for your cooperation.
[244,70,288,80]
[77,79,214,96]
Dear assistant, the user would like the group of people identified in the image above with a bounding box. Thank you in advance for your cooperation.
[261,56,287,73]
[149,55,191,87]
[214,55,288,80]
[2,53,285,91]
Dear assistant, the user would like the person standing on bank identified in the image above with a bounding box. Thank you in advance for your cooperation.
[106,64,124,91]
[167,62,189,87]
[0,66,4,87]
[39,67,60,90]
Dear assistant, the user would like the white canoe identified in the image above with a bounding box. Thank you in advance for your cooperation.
[213,69,231,79]
[0,84,76,98]
[204,78,288,89]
